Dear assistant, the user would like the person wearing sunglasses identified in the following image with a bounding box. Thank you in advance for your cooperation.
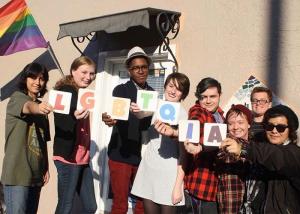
[221,104,300,213]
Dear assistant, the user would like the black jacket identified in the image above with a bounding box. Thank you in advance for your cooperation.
[53,85,78,160]
[244,141,300,214]
[108,79,153,166]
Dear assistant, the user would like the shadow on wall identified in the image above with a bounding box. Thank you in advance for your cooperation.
[266,0,282,96]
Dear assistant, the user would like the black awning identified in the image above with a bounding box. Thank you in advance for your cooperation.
[57,7,181,40]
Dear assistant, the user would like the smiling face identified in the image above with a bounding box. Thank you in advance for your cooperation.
[251,92,272,117]
[199,87,220,112]
[128,57,149,87]
[227,112,250,140]
[164,78,183,102]
[266,116,289,145]
[71,64,96,88]
[26,73,46,99]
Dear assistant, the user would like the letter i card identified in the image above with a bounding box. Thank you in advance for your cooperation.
[136,90,158,112]
[109,97,131,120]
[178,120,200,143]
[203,123,227,146]
[48,90,72,114]
[77,89,95,111]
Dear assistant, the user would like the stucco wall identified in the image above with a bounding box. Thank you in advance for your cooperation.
[0,0,299,213]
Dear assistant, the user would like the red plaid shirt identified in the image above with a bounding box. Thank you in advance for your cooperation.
[184,102,224,201]
[216,138,248,213]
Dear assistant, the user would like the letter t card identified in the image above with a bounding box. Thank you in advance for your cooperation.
[136,90,158,111]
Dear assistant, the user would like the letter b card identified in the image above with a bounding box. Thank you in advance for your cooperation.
[109,97,131,120]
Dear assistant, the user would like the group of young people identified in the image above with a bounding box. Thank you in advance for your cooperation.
[1,45,299,214]
[102,46,300,214]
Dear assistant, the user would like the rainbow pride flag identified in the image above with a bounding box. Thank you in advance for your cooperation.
[0,0,47,56]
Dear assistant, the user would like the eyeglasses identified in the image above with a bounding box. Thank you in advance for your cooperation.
[129,65,149,72]
[264,123,288,133]
[251,99,269,105]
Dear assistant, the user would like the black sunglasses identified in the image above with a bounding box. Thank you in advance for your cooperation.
[264,123,288,133]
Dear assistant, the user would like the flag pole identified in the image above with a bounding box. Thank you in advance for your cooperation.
[47,41,64,77]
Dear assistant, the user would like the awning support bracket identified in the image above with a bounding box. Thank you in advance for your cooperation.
[71,32,97,56]
[156,12,180,72]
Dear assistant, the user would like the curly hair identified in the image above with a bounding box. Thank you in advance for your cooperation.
[54,75,78,91]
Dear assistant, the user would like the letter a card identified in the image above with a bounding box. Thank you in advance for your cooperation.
[77,89,95,111]
[137,90,158,112]
[203,123,227,146]
[179,120,200,143]
[157,100,180,125]
[48,90,72,114]
[109,97,131,120]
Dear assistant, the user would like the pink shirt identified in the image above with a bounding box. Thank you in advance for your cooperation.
[53,117,91,165]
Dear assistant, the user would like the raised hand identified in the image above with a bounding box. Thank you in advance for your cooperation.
[102,112,117,127]
[38,101,53,115]
[184,140,202,155]
[153,119,177,137]
[74,109,89,120]
[220,138,241,156]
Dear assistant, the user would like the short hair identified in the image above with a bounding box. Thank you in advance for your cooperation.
[263,105,298,144]
[195,77,221,100]
[70,56,96,75]
[250,86,272,102]
[225,104,252,124]
[18,62,49,98]
[164,72,190,101]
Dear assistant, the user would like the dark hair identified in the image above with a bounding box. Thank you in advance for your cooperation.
[263,105,298,144]
[195,77,221,100]
[164,72,190,101]
[250,86,273,102]
[18,62,49,98]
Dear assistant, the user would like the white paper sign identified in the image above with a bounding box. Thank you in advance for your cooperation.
[48,90,72,114]
[77,88,95,111]
[137,90,158,112]
[109,97,131,120]
[157,100,180,125]
[203,123,227,146]
[179,120,200,143]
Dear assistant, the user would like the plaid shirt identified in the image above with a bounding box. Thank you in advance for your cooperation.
[184,102,224,201]
[216,138,249,214]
